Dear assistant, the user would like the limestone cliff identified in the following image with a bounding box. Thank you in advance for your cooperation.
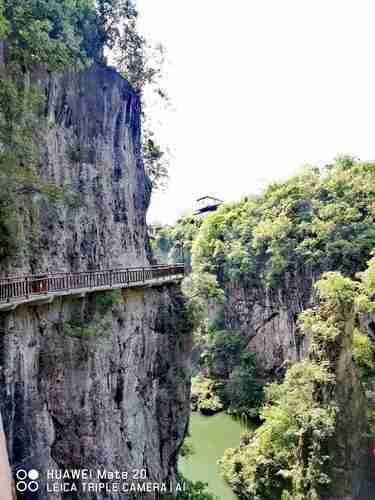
[314,302,375,499]
[11,63,151,275]
[221,274,375,498]
[222,271,315,376]
[0,63,191,499]
[0,286,191,500]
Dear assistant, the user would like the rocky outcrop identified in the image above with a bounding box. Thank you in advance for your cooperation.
[10,63,151,275]
[222,273,375,498]
[223,271,315,376]
[0,285,191,500]
[317,305,375,500]
[0,63,191,499]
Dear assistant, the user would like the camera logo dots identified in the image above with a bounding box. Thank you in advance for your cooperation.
[28,469,39,481]
[16,469,39,493]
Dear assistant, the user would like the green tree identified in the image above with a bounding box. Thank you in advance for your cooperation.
[176,475,217,500]
[0,0,173,263]
[193,160,375,288]
[0,0,9,38]
[3,0,97,70]
[224,352,263,418]
[219,263,375,499]
[142,128,169,189]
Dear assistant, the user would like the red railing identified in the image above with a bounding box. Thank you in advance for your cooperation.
[0,265,185,304]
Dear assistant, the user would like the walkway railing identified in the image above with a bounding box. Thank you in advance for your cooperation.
[0,264,185,304]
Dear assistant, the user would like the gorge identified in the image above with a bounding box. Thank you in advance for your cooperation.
[0,2,375,500]
[153,163,375,499]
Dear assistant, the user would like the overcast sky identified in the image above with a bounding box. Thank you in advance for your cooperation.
[137,0,375,224]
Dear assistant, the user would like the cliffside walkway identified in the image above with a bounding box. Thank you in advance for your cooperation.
[0,264,185,312]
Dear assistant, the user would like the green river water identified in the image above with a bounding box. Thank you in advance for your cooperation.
[179,412,250,500]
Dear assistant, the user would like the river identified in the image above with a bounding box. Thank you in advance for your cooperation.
[179,412,251,500]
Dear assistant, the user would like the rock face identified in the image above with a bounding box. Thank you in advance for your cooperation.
[223,271,315,376]
[318,305,375,500]
[0,286,191,500]
[0,63,191,499]
[222,276,375,499]
[0,411,15,500]
[14,63,151,275]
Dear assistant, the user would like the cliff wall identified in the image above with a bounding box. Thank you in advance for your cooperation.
[222,271,314,376]
[11,63,151,275]
[0,63,191,499]
[0,286,191,500]
[0,410,15,499]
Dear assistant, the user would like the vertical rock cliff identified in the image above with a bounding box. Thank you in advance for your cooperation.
[313,299,374,500]
[222,272,314,376]
[0,410,15,499]
[20,63,151,275]
[0,63,192,499]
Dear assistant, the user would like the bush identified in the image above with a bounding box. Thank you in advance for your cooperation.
[224,352,263,418]
[204,329,246,379]
[191,376,223,415]
[0,171,20,260]
[218,361,336,500]
[152,216,202,267]
[352,329,375,381]
[176,475,217,500]
[63,292,119,341]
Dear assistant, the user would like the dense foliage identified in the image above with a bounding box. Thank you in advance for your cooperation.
[219,360,337,500]
[351,329,375,381]
[3,0,99,69]
[201,329,264,417]
[224,352,263,418]
[0,0,170,264]
[193,159,375,288]
[176,475,217,500]
[152,216,202,266]
[158,161,375,498]
[219,261,375,499]
[191,375,223,415]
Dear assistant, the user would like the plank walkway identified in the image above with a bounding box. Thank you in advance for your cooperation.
[0,264,185,312]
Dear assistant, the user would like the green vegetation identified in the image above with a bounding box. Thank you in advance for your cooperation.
[64,290,120,341]
[205,329,246,377]
[151,216,202,266]
[171,159,375,431]
[182,272,224,327]
[218,261,375,499]
[179,439,195,460]
[158,161,375,498]
[176,475,217,500]
[0,0,170,265]
[352,329,375,382]
[219,360,336,500]
[224,353,263,418]
[3,0,98,70]
[191,375,223,415]
[201,329,264,418]
[191,341,263,418]
[193,159,375,288]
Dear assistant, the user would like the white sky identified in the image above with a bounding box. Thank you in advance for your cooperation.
[137,0,375,225]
